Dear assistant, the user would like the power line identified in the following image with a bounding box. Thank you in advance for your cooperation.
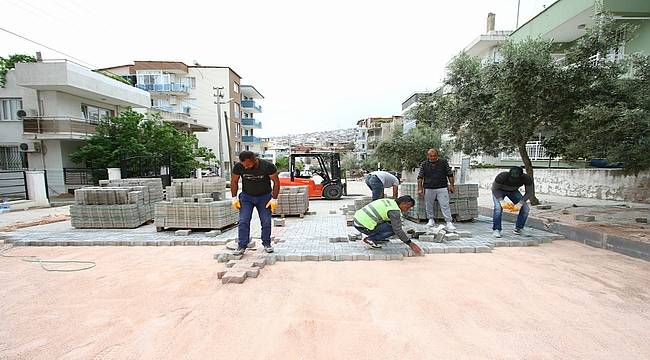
[0,25,97,69]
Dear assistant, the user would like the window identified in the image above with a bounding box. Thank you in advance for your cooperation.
[81,104,114,122]
[185,77,196,89]
[233,83,239,93]
[1,98,23,120]
[245,145,250,151]
[234,103,240,119]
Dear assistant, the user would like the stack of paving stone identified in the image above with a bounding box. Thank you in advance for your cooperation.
[165,177,227,200]
[276,186,309,216]
[400,183,479,222]
[99,178,164,220]
[71,185,157,228]
[155,198,237,230]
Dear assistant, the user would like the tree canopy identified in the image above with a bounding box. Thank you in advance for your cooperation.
[71,109,215,178]
[373,126,443,171]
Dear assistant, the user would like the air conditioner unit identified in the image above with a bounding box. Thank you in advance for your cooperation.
[19,142,41,153]
[16,109,38,118]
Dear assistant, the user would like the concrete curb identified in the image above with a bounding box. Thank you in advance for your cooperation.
[479,206,649,261]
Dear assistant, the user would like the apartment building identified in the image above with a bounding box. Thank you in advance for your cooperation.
[0,59,150,194]
[240,85,267,157]
[354,116,403,160]
[103,61,245,176]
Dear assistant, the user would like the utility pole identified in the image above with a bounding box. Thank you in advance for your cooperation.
[516,0,521,28]
[213,87,224,176]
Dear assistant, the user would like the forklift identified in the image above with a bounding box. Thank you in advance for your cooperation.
[278,152,347,200]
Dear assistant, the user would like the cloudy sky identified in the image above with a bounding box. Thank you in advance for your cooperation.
[1,0,553,136]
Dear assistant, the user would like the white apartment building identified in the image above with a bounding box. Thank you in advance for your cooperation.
[240,85,268,157]
[0,59,150,195]
[103,61,245,176]
[354,116,403,160]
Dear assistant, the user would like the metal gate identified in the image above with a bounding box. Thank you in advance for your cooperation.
[0,145,27,170]
[0,170,28,201]
[120,155,172,186]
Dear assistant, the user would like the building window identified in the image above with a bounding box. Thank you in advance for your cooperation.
[233,83,240,93]
[81,104,114,122]
[187,77,196,89]
[234,103,240,119]
[0,98,23,120]
[245,145,250,151]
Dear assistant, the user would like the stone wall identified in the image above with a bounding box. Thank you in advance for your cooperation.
[466,168,650,203]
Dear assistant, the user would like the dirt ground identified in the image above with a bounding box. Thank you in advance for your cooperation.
[1,241,649,360]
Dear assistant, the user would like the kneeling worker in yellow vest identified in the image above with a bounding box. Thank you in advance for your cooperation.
[353,195,423,255]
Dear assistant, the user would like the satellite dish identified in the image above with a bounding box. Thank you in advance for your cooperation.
[16,109,27,118]
[19,143,29,151]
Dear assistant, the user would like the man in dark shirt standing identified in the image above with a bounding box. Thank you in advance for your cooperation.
[417,148,456,232]
[491,166,535,238]
[231,151,280,255]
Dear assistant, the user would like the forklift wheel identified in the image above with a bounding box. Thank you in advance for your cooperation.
[322,184,343,200]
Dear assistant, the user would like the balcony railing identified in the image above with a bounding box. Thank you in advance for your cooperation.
[63,168,108,186]
[242,135,261,143]
[500,141,552,161]
[136,83,189,93]
[23,116,98,138]
[241,100,262,112]
[241,118,262,128]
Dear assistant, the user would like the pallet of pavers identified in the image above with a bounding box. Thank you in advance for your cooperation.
[71,185,157,228]
[99,178,164,220]
[154,197,238,231]
[275,186,309,217]
[165,177,227,200]
[400,183,479,222]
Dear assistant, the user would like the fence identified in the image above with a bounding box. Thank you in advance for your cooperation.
[0,145,27,170]
[63,168,108,186]
[0,170,28,201]
[121,155,173,187]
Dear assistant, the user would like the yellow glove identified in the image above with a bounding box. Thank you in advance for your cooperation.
[502,202,518,213]
[266,198,278,213]
[231,198,241,209]
[513,202,523,211]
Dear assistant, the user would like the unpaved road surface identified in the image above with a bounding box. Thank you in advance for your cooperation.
[1,241,649,359]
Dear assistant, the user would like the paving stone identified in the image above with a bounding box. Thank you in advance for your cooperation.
[175,229,192,236]
[418,235,435,242]
[575,214,596,222]
[493,240,508,247]
[158,240,172,246]
[444,246,460,253]
[456,231,472,238]
[329,210,337,214]
[206,230,221,237]
[475,246,491,253]
[444,233,461,241]
[535,204,552,210]
[305,211,317,215]
[509,240,522,247]
[354,254,369,261]
[221,270,247,284]
[265,255,277,264]
[427,246,445,254]
[184,240,198,246]
[286,254,302,261]
[319,254,333,261]
[303,255,319,261]
[273,219,285,227]
[635,217,648,224]
[459,246,475,253]
[388,253,404,260]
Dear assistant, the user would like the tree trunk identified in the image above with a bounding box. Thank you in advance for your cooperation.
[517,143,540,205]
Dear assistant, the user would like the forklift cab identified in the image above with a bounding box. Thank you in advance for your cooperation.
[278,152,347,199]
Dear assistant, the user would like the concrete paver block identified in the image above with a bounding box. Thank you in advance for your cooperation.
[175,229,192,236]
[273,219,285,227]
[575,214,596,222]
[444,233,460,241]
[221,270,247,284]
[456,231,472,238]
[634,217,647,224]
[206,230,221,237]
[444,246,461,253]
[418,235,435,242]
[459,246,475,253]
[535,204,552,210]
[475,246,491,253]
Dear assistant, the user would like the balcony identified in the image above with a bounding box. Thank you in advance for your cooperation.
[241,100,262,113]
[241,118,262,128]
[242,135,261,143]
[135,83,189,95]
[22,116,98,140]
[500,141,553,161]
[15,60,150,108]
[148,109,210,133]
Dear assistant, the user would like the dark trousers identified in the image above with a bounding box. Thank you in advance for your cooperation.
[238,192,273,248]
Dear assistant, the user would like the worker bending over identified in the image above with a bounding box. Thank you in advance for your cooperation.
[353,195,423,255]
[231,151,280,255]
[492,166,535,238]
[366,170,400,201]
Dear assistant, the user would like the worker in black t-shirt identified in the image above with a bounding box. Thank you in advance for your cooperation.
[231,151,280,255]
[491,166,535,238]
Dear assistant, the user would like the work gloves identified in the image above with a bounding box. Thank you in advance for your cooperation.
[266,198,278,213]
[231,199,240,209]
[500,199,523,213]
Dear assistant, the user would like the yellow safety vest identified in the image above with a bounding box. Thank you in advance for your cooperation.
[354,198,400,231]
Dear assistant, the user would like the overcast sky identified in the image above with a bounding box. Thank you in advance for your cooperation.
[1,0,553,136]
